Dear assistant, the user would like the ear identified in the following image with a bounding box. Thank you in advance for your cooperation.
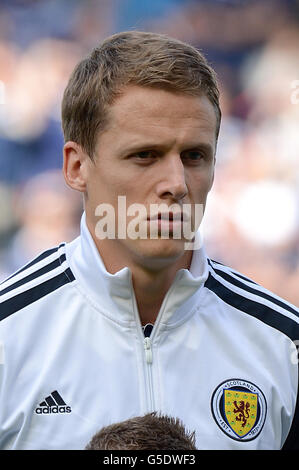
[63,141,90,193]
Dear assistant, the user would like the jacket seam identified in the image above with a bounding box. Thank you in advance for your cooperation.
[69,280,133,327]
[158,304,200,332]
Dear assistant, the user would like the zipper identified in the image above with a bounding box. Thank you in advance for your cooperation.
[143,336,154,410]
[131,272,182,412]
[130,281,155,411]
[144,337,153,364]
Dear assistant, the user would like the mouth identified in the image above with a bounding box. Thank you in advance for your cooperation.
[147,211,190,222]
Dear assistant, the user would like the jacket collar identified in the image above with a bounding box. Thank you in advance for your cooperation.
[68,212,209,327]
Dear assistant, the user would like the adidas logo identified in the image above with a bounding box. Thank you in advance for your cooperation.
[35,390,71,414]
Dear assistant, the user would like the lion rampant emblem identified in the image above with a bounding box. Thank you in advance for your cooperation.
[223,389,258,438]
[211,379,267,441]
[233,400,251,427]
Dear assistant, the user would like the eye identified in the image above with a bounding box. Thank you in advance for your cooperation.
[131,150,157,163]
[181,150,205,163]
[135,151,155,158]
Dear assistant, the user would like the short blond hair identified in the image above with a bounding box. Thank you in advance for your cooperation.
[62,30,221,159]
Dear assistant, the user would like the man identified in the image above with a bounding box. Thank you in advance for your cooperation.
[85,412,197,450]
[0,31,299,450]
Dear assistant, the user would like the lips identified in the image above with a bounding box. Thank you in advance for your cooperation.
[147,211,189,222]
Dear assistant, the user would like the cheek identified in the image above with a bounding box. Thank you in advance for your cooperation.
[87,167,143,208]
[189,168,214,199]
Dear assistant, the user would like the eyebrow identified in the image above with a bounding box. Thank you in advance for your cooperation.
[124,141,215,155]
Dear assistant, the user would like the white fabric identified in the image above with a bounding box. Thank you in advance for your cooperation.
[0,213,298,449]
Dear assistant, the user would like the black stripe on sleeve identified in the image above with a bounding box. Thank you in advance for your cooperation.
[0,246,60,285]
[208,264,299,318]
[208,259,258,284]
[219,268,258,285]
[204,272,299,342]
[0,268,75,322]
[0,254,66,296]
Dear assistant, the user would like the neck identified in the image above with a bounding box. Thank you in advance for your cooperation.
[86,219,192,325]
[130,257,192,325]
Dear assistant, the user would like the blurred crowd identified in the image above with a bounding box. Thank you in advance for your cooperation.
[0,0,298,306]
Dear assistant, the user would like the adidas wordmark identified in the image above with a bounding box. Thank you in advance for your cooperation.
[35,390,71,414]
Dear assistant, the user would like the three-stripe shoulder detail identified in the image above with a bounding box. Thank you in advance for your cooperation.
[205,258,299,342]
[208,259,259,285]
[0,244,75,322]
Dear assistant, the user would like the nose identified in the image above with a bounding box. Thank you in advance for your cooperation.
[156,154,188,201]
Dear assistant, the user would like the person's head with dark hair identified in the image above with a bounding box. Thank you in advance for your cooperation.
[85,412,197,450]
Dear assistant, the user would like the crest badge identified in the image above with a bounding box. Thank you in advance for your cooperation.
[211,379,267,442]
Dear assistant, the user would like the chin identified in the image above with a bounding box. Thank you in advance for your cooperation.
[131,238,188,267]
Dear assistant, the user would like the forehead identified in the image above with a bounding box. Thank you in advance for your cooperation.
[103,85,217,147]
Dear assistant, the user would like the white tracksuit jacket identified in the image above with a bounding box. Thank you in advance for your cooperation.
[0,213,299,450]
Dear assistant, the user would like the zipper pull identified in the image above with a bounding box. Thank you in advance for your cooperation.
[144,337,153,364]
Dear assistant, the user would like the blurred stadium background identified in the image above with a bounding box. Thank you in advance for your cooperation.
[0,0,298,306]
